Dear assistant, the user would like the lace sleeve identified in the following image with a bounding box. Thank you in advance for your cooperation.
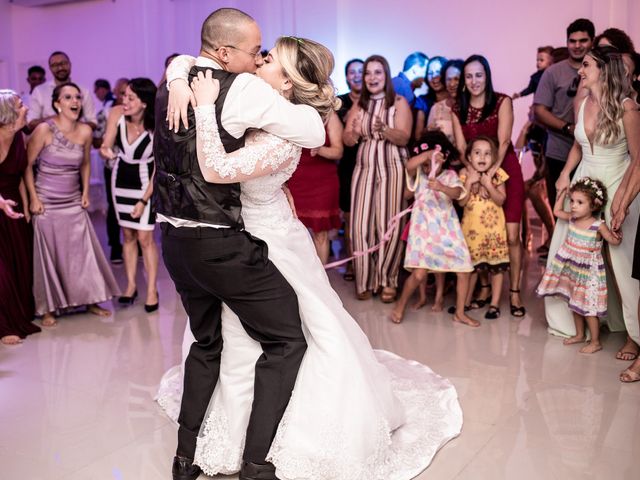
[194,104,301,183]
[166,55,196,87]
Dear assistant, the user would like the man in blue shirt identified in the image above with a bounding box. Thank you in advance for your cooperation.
[392,51,428,108]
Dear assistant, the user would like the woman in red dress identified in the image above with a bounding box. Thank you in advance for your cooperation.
[288,111,344,264]
[0,90,40,344]
[452,55,526,317]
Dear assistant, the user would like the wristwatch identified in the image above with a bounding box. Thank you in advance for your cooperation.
[561,123,573,135]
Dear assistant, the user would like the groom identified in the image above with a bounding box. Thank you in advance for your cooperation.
[153,8,325,480]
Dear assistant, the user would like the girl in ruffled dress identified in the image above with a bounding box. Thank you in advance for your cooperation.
[537,177,620,354]
[391,132,478,327]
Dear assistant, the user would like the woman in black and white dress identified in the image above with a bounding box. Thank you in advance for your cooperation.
[100,78,159,312]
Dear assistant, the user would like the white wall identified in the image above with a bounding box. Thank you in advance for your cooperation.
[1,0,638,134]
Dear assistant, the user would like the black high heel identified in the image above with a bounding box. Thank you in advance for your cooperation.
[118,289,138,305]
[144,293,159,313]
[509,289,526,317]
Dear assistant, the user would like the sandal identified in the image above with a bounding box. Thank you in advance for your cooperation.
[468,284,491,310]
[620,368,640,383]
[509,289,526,317]
[380,287,397,304]
[485,305,501,320]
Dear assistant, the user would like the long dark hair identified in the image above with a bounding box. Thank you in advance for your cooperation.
[457,54,497,125]
[127,78,157,132]
[359,55,396,110]
[423,56,448,104]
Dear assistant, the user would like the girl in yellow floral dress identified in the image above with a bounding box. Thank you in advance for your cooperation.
[459,136,510,319]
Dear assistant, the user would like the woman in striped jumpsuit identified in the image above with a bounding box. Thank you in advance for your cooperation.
[343,55,412,302]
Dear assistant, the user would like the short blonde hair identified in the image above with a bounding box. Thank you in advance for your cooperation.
[275,36,341,120]
[0,89,19,127]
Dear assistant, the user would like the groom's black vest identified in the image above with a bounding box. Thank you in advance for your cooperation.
[153,66,246,228]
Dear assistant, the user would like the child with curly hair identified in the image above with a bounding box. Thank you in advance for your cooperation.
[537,177,621,353]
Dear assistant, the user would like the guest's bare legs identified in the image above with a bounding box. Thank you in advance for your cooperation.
[580,316,602,353]
[564,312,586,345]
[432,273,445,312]
[122,227,138,296]
[413,277,428,310]
[312,230,330,265]
[490,272,503,308]
[528,184,555,247]
[391,269,428,323]
[466,272,479,306]
[453,272,480,327]
[138,230,159,305]
[507,222,524,309]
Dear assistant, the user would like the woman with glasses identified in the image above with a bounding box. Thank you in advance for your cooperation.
[25,83,119,326]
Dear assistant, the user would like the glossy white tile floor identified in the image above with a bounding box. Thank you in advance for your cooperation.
[2,214,640,480]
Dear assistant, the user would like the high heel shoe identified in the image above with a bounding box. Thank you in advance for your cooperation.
[118,289,138,305]
[509,289,526,317]
[144,293,159,313]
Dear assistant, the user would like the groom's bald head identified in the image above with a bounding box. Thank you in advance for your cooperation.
[201,8,256,51]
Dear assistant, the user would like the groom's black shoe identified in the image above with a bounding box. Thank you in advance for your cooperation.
[239,461,279,480]
[172,455,201,480]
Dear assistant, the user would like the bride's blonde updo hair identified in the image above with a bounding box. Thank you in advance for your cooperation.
[275,36,341,120]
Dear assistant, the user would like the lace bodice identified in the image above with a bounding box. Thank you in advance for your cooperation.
[193,105,302,229]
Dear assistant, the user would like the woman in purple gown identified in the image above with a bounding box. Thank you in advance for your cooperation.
[24,83,119,326]
[0,90,40,344]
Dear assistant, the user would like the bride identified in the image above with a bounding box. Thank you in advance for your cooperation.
[157,36,462,480]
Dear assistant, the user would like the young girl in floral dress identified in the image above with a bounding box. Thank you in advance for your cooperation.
[537,177,620,354]
[459,136,510,320]
[391,132,478,327]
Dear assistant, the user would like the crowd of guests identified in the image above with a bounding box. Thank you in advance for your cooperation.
[2,21,640,383]
[0,50,165,344]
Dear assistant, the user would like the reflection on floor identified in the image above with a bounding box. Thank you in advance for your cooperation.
[1,214,639,480]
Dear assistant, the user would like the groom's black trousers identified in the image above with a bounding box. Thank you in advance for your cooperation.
[161,223,307,462]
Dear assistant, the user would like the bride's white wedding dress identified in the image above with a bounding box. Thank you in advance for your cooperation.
[156,97,462,479]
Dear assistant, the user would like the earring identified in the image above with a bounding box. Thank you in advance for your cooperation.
[57,107,62,113]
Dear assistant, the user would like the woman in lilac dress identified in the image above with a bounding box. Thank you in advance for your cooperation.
[0,90,40,344]
[25,83,119,326]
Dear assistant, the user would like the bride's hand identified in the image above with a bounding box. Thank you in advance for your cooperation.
[191,70,220,108]
[167,78,196,133]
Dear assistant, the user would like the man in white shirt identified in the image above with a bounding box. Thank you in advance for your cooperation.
[27,51,96,132]
[155,8,324,480]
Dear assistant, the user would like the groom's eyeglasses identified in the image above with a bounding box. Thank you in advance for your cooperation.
[217,45,262,60]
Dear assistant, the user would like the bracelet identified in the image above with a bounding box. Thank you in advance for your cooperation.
[139,198,148,205]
